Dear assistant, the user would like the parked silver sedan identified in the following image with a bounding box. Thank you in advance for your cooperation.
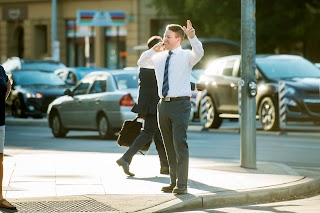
[47,69,138,138]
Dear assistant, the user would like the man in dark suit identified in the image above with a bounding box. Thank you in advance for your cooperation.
[116,36,203,177]
[116,36,169,176]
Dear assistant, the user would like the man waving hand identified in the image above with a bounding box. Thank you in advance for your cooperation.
[137,20,204,194]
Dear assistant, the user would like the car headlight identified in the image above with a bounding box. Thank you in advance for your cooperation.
[285,86,295,95]
[26,92,43,99]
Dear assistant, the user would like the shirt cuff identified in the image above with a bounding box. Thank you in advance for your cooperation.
[188,35,199,43]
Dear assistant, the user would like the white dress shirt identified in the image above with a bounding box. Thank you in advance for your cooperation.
[137,36,204,98]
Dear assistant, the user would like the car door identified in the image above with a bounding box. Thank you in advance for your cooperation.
[214,59,237,113]
[83,74,108,128]
[59,76,93,128]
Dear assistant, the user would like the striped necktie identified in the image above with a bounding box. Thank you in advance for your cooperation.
[162,51,173,97]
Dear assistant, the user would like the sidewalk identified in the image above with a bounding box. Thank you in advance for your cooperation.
[3,152,320,212]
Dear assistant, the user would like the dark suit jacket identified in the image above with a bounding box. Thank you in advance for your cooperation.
[131,68,159,115]
[131,67,196,115]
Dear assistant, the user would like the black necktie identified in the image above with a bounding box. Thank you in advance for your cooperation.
[162,51,173,97]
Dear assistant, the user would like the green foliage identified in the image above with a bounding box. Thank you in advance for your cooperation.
[150,0,320,54]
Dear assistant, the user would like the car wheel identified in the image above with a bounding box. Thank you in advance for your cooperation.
[201,96,222,129]
[11,99,27,118]
[51,112,68,137]
[97,114,113,139]
[258,97,279,131]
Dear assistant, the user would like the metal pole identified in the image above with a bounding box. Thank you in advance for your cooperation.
[240,0,256,169]
[116,26,120,68]
[51,0,58,61]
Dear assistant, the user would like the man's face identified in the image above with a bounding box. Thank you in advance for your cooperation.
[163,29,181,51]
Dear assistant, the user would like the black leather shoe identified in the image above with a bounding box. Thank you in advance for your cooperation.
[160,167,169,175]
[172,186,187,194]
[161,185,175,193]
[116,158,135,176]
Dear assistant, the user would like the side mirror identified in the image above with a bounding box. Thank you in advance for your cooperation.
[64,89,72,96]
[65,79,76,86]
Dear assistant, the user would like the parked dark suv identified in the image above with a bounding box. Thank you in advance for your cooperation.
[198,54,320,131]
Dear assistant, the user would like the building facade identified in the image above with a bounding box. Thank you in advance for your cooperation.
[0,0,173,68]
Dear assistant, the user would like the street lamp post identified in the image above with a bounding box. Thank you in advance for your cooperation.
[52,0,59,61]
[240,0,257,169]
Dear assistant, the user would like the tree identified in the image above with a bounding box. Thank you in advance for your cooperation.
[150,0,320,61]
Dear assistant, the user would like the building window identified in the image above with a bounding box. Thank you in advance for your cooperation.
[66,20,126,68]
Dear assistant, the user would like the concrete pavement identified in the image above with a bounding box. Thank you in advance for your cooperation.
[3,117,320,212]
[2,151,320,212]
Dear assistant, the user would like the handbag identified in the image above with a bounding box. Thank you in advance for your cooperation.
[117,116,152,152]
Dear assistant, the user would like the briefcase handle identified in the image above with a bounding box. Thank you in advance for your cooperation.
[133,116,139,122]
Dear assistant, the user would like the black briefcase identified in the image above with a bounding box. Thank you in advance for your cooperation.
[117,117,151,152]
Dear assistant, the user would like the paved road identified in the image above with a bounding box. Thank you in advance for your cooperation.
[5,123,320,168]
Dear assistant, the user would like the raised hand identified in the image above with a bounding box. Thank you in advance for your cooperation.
[152,42,165,52]
[183,20,195,39]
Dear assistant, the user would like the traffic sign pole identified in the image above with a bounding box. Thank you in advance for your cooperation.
[51,0,59,61]
[240,0,257,169]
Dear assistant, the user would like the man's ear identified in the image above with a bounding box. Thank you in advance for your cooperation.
[177,36,182,44]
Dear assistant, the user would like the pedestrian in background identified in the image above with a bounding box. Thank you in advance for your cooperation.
[137,20,204,194]
[0,65,16,210]
[116,36,170,176]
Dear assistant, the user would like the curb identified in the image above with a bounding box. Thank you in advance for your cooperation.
[145,176,320,212]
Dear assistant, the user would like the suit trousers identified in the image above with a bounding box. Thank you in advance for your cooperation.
[122,114,168,167]
[158,99,191,188]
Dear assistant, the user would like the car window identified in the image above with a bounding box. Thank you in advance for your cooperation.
[257,57,320,79]
[89,80,106,94]
[11,70,65,86]
[205,59,225,75]
[114,73,138,90]
[73,82,90,95]
[73,76,95,95]
[222,60,235,76]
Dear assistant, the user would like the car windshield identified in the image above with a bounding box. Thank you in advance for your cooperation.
[257,57,320,79]
[21,62,66,72]
[12,70,66,86]
[113,73,138,90]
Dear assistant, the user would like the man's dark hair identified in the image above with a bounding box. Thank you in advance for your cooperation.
[147,36,162,49]
[166,24,185,40]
